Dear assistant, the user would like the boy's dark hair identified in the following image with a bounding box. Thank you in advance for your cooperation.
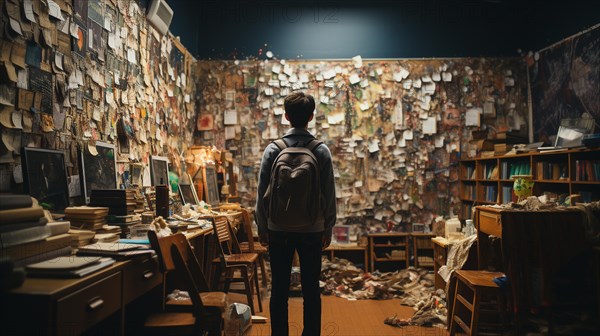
[284,92,315,128]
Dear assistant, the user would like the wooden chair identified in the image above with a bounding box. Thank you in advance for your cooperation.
[238,208,269,286]
[144,242,223,335]
[148,231,228,313]
[210,214,263,315]
[449,270,508,336]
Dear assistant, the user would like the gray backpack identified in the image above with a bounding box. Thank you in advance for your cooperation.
[264,138,323,230]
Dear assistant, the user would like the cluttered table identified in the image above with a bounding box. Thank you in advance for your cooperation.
[0,208,243,336]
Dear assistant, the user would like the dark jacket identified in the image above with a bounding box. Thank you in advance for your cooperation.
[255,128,337,236]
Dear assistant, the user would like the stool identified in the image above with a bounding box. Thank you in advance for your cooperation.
[449,270,507,336]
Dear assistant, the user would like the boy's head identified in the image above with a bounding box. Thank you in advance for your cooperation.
[284,91,315,128]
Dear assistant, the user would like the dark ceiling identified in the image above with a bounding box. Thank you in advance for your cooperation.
[165,0,600,59]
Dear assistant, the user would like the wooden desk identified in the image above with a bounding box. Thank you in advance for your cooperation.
[432,236,449,290]
[323,244,369,271]
[0,256,161,336]
[0,228,216,336]
[475,206,589,327]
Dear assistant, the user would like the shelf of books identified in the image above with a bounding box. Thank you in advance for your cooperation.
[459,148,600,220]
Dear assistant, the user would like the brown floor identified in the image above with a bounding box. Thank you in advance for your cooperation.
[246,295,448,336]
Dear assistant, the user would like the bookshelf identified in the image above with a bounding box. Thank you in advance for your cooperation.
[459,148,600,220]
[368,233,410,272]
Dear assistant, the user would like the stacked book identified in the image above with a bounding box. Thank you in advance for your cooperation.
[105,214,142,238]
[25,256,115,278]
[1,194,72,266]
[494,143,512,156]
[132,189,146,214]
[68,229,96,248]
[77,242,154,260]
[65,206,109,231]
[90,189,137,216]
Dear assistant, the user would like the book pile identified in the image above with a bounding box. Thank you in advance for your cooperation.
[105,214,142,238]
[494,143,512,156]
[1,195,72,266]
[68,229,96,248]
[64,206,109,231]
[77,242,154,260]
[25,256,115,278]
[96,224,122,236]
[132,189,146,214]
[90,189,137,216]
[94,233,120,243]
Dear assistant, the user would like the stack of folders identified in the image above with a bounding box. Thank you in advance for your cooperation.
[77,242,154,260]
[25,256,115,278]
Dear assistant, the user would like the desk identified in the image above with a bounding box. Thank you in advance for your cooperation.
[323,244,369,271]
[475,206,589,328]
[0,227,216,336]
[0,257,161,336]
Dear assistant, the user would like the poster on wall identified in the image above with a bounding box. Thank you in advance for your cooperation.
[530,26,600,143]
[72,17,87,57]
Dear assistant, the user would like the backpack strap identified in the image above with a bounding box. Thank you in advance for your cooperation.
[273,139,288,151]
[305,139,323,153]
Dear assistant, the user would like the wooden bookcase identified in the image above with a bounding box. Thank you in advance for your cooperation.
[368,233,410,272]
[459,148,600,220]
[412,233,435,268]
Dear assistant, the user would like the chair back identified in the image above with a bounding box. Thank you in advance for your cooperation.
[148,230,210,291]
[240,208,256,253]
[170,243,207,317]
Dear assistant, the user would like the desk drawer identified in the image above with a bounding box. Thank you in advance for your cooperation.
[479,210,502,237]
[57,272,122,335]
[123,256,162,304]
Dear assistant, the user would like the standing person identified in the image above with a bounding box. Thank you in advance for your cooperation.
[255,91,337,336]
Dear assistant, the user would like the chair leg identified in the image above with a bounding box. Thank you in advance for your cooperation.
[259,255,269,286]
[223,268,232,293]
[211,264,220,291]
[471,288,480,336]
[254,263,263,312]
[242,267,256,315]
[450,278,460,336]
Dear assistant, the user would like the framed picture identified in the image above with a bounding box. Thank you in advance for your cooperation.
[178,183,199,205]
[150,156,169,187]
[130,163,143,186]
[79,141,117,204]
[202,165,220,207]
[332,225,351,244]
[21,147,70,212]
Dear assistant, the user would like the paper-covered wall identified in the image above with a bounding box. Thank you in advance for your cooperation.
[195,58,528,231]
[0,0,197,195]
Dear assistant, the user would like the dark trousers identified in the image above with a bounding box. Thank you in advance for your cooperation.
[268,230,323,336]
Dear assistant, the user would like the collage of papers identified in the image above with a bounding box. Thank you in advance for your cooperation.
[195,57,529,231]
[0,0,197,193]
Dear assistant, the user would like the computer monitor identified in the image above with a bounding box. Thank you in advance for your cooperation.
[150,156,169,187]
[79,141,117,204]
[22,147,70,212]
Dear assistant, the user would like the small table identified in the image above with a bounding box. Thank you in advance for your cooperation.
[323,244,369,272]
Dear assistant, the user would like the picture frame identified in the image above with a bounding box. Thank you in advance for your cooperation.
[178,183,199,205]
[21,147,70,212]
[79,141,117,204]
[202,165,220,207]
[150,156,169,187]
[130,163,143,186]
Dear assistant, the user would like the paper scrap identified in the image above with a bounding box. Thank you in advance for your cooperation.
[465,108,481,126]
[422,117,437,135]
